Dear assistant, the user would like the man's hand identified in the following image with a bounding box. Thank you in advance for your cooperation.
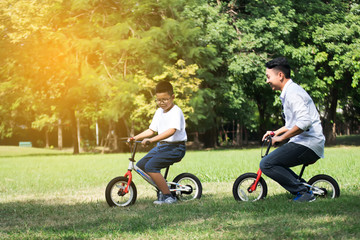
[270,135,283,146]
[262,131,275,141]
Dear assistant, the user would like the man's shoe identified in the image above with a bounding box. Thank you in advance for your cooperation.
[293,191,316,202]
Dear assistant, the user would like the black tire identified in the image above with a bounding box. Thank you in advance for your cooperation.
[307,174,340,199]
[171,173,202,201]
[105,176,137,207]
[233,173,268,201]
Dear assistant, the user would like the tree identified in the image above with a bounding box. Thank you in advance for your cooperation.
[311,2,360,144]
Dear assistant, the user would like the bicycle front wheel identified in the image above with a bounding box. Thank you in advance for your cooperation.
[105,177,137,207]
[233,173,267,202]
[307,174,340,199]
[171,173,202,201]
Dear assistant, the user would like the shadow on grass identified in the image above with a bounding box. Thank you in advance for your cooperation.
[336,134,360,146]
[1,193,360,239]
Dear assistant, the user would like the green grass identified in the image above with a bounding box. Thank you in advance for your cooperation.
[1,144,360,239]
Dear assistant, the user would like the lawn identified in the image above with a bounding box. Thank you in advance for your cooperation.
[1,141,360,239]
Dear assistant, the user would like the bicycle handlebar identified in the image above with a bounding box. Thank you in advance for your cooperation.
[123,139,151,146]
[261,135,273,158]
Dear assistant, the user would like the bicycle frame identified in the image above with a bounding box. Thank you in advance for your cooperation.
[122,141,192,195]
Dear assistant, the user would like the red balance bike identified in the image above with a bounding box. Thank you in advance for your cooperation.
[232,136,340,202]
[105,140,202,207]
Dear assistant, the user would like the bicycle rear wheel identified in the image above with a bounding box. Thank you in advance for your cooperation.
[233,173,267,201]
[171,173,202,201]
[105,177,137,207]
[307,174,340,199]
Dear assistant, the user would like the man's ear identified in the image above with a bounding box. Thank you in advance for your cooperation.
[278,71,284,81]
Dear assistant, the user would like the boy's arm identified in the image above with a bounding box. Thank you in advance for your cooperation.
[132,129,155,141]
[147,128,176,143]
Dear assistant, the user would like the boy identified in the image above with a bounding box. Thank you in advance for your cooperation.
[129,81,187,204]
[261,57,325,202]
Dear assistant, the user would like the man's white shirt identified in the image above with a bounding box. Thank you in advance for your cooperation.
[280,79,325,158]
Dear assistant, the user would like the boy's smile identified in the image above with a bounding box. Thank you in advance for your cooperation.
[156,92,174,113]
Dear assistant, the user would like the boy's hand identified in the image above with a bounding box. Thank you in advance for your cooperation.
[141,138,152,147]
[127,137,135,143]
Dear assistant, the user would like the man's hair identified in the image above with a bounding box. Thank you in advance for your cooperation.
[155,81,174,95]
[265,57,291,78]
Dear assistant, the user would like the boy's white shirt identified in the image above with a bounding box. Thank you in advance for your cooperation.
[149,104,187,142]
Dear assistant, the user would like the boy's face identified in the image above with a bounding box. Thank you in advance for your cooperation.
[155,92,174,112]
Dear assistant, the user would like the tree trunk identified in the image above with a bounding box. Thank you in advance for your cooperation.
[236,122,243,147]
[95,121,99,146]
[102,120,118,153]
[58,119,63,150]
[70,110,79,154]
[323,87,338,146]
[45,127,49,148]
[203,127,217,148]
[77,115,81,152]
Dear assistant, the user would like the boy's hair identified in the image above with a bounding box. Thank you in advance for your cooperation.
[265,57,291,79]
[155,81,174,95]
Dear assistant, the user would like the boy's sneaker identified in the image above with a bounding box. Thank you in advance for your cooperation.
[163,195,177,204]
[293,190,316,202]
[153,191,164,205]
[153,194,177,205]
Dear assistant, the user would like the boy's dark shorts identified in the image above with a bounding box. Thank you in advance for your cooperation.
[136,142,186,173]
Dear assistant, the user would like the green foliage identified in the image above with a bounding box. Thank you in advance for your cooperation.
[131,59,202,131]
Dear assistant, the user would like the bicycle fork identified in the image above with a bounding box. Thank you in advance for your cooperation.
[248,168,263,193]
[121,161,157,194]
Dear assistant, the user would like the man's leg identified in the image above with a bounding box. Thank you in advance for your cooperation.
[260,143,319,194]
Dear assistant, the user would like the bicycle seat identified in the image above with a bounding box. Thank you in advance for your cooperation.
[303,159,318,167]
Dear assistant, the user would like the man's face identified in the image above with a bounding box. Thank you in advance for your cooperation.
[266,68,283,91]
[155,92,174,112]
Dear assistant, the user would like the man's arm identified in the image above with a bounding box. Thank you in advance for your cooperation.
[271,125,304,146]
[262,126,288,141]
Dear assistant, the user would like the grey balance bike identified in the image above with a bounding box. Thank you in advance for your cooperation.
[105,140,202,207]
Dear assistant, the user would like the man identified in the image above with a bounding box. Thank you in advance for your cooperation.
[260,57,325,202]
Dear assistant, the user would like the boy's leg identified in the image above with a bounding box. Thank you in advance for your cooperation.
[144,144,186,202]
[136,146,159,170]
[148,172,171,194]
[259,142,319,194]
